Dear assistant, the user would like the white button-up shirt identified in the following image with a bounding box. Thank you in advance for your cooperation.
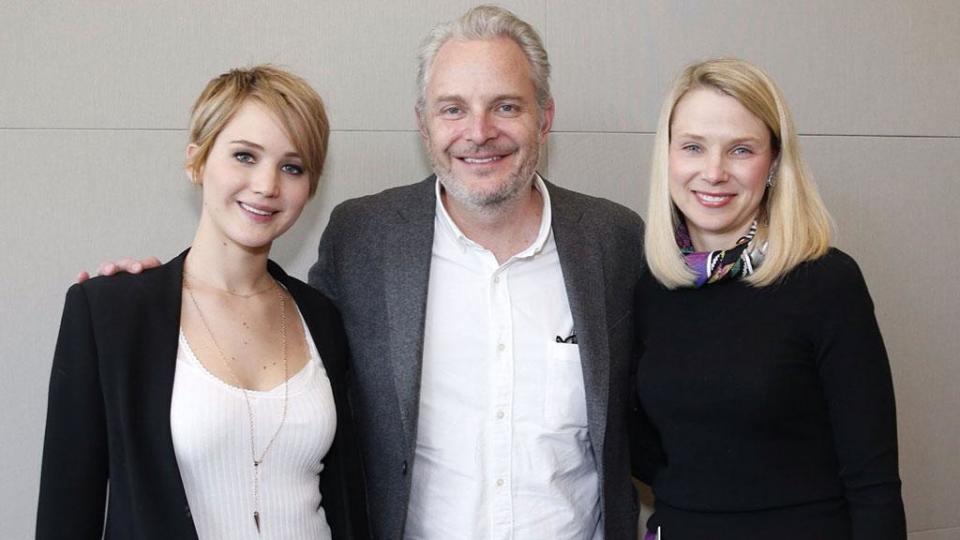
[404,177,601,540]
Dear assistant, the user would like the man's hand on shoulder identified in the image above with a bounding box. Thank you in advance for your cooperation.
[76,256,162,283]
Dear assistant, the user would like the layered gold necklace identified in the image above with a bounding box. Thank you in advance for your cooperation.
[184,274,288,535]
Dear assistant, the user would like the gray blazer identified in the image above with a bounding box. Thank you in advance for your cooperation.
[308,176,645,539]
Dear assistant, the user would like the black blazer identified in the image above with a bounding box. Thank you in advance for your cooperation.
[37,250,369,539]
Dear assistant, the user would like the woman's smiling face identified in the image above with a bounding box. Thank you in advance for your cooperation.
[190,100,311,253]
[668,86,775,252]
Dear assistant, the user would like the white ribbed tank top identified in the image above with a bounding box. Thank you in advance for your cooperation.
[170,308,336,540]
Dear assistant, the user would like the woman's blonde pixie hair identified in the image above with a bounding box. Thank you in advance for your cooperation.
[645,58,832,288]
[186,65,329,196]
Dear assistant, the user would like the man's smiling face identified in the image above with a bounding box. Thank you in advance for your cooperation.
[419,37,553,211]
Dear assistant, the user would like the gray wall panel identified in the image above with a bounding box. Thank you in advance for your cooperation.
[13,1,955,134]
[0,0,545,131]
[545,132,652,213]
[546,1,651,134]
[548,0,960,136]
[910,528,960,540]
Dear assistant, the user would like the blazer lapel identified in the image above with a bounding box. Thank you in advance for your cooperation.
[138,249,198,536]
[151,249,188,463]
[549,184,611,466]
[383,178,436,445]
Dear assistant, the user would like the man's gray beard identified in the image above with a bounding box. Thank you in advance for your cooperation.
[433,147,541,213]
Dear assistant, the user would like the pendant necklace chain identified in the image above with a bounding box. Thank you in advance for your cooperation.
[184,274,288,536]
[184,269,277,298]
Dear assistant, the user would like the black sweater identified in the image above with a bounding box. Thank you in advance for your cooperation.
[634,249,905,540]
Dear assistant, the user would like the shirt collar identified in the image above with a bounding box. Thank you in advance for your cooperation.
[434,174,553,258]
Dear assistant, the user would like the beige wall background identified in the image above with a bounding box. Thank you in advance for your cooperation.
[2,1,957,538]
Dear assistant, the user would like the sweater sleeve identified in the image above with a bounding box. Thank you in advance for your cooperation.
[814,253,906,539]
[37,284,109,539]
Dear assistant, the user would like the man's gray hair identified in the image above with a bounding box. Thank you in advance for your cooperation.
[415,5,552,116]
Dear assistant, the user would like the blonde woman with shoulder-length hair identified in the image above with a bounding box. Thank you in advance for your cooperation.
[645,58,832,288]
[633,58,905,540]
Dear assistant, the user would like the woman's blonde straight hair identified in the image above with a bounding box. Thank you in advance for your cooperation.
[645,58,832,288]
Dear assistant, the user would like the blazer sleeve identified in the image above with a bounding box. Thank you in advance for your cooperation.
[37,284,109,539]
[815,255,906,540]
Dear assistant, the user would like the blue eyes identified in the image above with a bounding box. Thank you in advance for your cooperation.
[678,144,754,156]
[438,103,521,117]
[234,151,255,163]
[281,164,304,175]
[232,151,303,176]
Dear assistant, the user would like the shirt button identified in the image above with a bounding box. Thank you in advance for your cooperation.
[497,343,505,352]
[496,410,505,419]
[401,460,408,475]
[496,478,504,487]
[493,275,500,283]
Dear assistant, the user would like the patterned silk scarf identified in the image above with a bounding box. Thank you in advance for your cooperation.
[677,220,765,288]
